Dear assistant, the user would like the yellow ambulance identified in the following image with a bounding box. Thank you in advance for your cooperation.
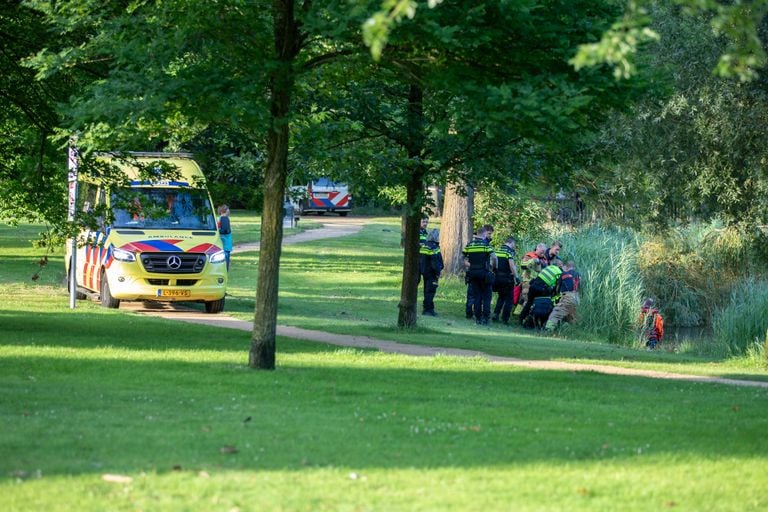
[65,152,227,313]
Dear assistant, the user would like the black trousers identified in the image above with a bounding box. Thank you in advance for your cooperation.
[465,278,475,317]
[421,272,439,312]
[493,281,515,322]
[519,279,550,325]
[468,277,492,321]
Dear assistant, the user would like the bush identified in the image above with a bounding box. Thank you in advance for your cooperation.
[474,185,549,243]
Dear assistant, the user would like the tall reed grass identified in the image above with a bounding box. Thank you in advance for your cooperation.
[489,213,765,352]
[560,226,645,344]
[518,225,644,345]
[713,279,768,356]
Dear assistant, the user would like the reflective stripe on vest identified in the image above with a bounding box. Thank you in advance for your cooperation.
[464,240,493,269]
[495,246,514,275]
[538,265,562,287]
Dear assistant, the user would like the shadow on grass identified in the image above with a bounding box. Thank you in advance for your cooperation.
[0,308,330,355]
[2,349,767,479]
[171,296,768,380]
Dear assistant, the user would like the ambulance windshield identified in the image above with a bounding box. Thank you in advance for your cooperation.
[111,187,216,230]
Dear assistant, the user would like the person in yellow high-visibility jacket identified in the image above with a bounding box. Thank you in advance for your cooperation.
[546,261,580,330]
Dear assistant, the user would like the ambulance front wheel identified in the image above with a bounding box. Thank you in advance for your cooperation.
[100,271,120,309]
[205,297,225,314]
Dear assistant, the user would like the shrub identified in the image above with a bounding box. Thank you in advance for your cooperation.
[474,185,549,243]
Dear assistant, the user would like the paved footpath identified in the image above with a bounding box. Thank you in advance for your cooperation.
[232,217,365,253]
[125,219,768,390]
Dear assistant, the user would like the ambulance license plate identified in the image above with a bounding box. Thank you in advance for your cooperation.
[158,289,191,297]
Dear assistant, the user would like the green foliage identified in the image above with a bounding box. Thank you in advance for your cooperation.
[363,0,445,60]
[636,221,767,328]
[474,184,548,243]
[714,280,768,356]
[186,127,266,210]
[578,4,768,230]
[573,0,768,82]
[571,1,660,79]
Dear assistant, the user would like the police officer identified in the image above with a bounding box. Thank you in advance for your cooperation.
[419,229,444,316]
[419,216,429,244]
[492,236,518,324]
[519,262,562,327]
[465,225,494,318]
[463,227,497,325]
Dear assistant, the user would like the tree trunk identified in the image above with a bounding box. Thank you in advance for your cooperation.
[427,184,441,217]
[398,171,424,327]
[397,84,426,328]
[441,182,473,276]
[249,0,298,370]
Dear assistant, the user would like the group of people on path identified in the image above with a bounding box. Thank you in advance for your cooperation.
[417,217,581,332]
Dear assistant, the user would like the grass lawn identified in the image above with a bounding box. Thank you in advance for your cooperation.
[222,218,768,382]
[1,220,768,511]
[228,209,322,244]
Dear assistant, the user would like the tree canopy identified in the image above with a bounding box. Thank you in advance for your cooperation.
[3,0,768,366]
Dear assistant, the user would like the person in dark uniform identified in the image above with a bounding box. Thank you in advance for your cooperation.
[465,225,494,319]
[419,216,429,244]
[519,263,562,328]
[463,227,497,325]
[419,229,444,316]
[492,236,518,324]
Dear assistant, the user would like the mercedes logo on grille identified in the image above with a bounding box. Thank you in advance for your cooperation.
[166,255,182,269]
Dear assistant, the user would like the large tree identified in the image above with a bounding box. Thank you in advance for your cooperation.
[294,0,647,326]
[575,4,768,229]
[24,0,373,368]
[0,1,87,226]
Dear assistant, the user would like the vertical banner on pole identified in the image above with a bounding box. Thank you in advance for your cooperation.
[68,140,79,309]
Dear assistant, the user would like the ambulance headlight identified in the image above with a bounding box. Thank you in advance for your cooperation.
[210,250,227,264]
[112,248,136,262]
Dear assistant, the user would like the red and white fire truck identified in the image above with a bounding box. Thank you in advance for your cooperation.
[289,178,352,216]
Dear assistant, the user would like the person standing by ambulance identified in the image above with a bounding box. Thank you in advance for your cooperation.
[217,205,233,271]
